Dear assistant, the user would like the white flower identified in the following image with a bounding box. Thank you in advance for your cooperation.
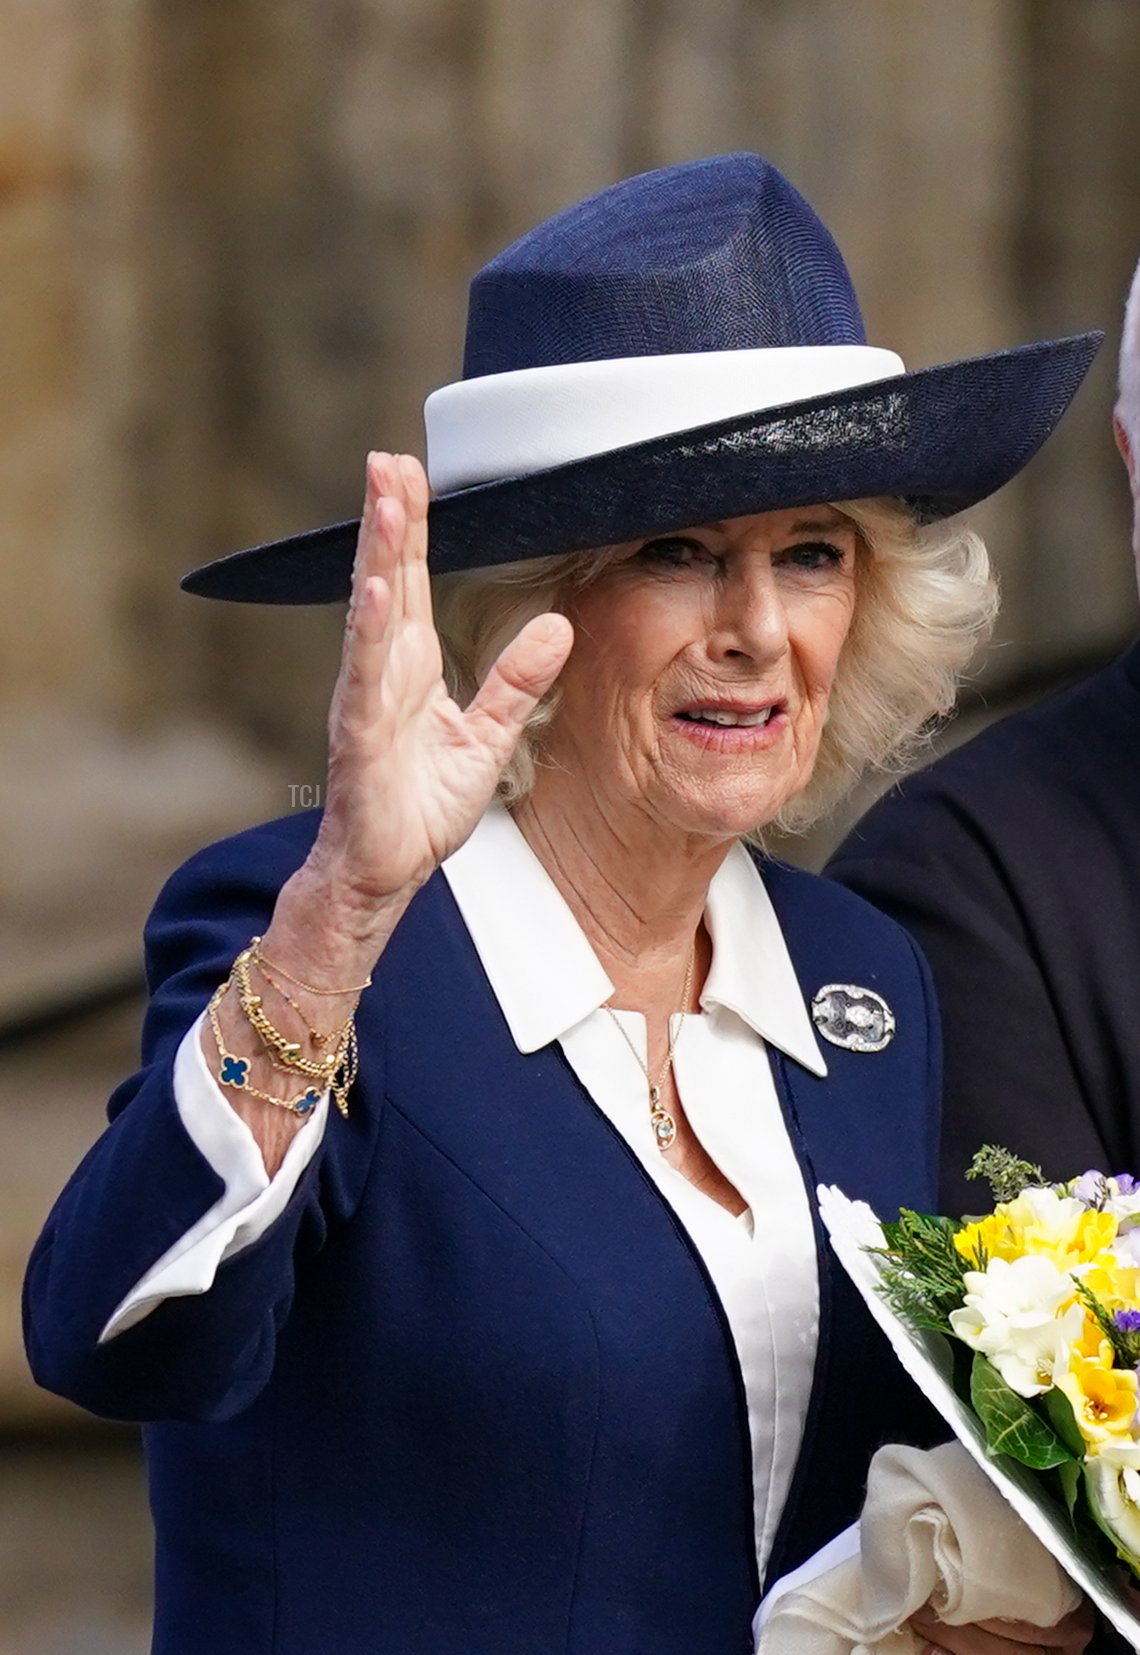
[1094,1439,1140,1469]
[1013,1186,1088,1231]
[1112,1228,1140,1270]
[1085,1442,1140,1562]
[948,1253,1085,1397]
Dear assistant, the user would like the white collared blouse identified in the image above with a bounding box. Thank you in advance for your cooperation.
[104,805,824,1581]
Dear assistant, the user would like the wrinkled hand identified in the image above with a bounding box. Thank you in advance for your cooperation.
[910,1598,1095,1655]
[307,450,574,932]
[207,450,574,1173]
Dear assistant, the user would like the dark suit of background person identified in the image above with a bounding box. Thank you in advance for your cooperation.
[827,293,1140,1220]
[828,641,1140,1215]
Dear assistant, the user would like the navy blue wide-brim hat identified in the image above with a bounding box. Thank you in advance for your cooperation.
[184,153,1101,605]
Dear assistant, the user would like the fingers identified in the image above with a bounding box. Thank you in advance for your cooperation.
[351,451,431,626]
[466,612,574,755]
[910,1609,1002,1655]
[1050,1601,1096,1654]
[964,1607,1093,1652]
[910,1604,1093,1655]
[350,450,429,605]
[394,453,432,625]
[911,1616,1037,1655]
[343,576,395,728]
[337,450,431,726]
[352,453,402,602]
[339,451,570,777]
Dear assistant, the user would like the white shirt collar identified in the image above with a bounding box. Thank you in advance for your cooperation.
[441,804,827,1077]
[701,840,827,1075]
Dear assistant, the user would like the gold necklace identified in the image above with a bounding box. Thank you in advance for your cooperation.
[603,943,696,1152]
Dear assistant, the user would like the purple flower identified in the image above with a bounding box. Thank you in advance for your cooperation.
[1114,1310,1140,1334]
[1116,1174,1140,1196]
[1073,1171,1109,1206]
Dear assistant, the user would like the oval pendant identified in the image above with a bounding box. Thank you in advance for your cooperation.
[651,1108,677,1151]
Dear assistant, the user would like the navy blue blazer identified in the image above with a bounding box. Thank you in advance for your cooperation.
[25,811,941,1655]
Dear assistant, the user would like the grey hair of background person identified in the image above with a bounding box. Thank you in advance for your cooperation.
[1117,256,1140,578]
[432,499,997,840]
[1118,255,1140,460]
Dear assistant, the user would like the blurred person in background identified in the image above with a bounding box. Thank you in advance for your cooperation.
[23,156,1097,1655]
[829,252,1140,1219]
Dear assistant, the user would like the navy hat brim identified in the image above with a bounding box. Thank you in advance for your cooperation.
[182,332,1101,605]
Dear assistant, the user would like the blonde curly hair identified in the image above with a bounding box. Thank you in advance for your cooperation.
[431,499,997,835]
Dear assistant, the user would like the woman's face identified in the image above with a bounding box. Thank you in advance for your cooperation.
[539,506,859,842]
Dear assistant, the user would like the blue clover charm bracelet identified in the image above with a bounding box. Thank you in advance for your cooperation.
[206,981,326,1117]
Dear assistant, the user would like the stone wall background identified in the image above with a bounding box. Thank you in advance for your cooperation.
[3,2,1140,1648]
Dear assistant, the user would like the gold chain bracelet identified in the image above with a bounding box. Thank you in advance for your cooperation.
[206,983,325,1117]
[205,940,364,1120]
[250,936,372,996]
[232,947,349,1081]
[251,955,354,1051]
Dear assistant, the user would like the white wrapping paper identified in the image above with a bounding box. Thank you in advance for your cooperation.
[817,1183,1140,1651]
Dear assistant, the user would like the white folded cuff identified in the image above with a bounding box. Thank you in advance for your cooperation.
[100,1013,328,1341]
[424,346,905,494]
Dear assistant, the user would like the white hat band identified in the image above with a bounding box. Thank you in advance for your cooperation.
[424,345,905,495]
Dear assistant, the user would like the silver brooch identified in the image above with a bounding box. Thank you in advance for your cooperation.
[810,984,896,1052]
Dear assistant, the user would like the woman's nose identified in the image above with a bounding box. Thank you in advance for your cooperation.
[706,565,789,664]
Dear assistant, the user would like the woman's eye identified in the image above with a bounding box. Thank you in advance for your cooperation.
[635,536,714,569]
[779,540,847,573]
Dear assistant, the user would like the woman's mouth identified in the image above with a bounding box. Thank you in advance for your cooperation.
[669,701,788,748]
[675,705,776,728]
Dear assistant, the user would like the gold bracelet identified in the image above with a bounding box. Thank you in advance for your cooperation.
[208,943,360,1119]
[252,955,356,1051]
[328,1021,359,1120]
[250,936,372,996]
[232,948,346,1081]
[251,1004,358,1121]
[206,984,325,1117]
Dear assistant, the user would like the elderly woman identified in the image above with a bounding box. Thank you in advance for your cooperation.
[25,156,1097,1655]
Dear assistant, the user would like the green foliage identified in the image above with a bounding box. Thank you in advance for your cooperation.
[965,1145,1045,1205]
[969,1354,1075,1470]
[1042,1384,1086,1460]
[1055,1458,1081,1522]
[873,1208,970,1329]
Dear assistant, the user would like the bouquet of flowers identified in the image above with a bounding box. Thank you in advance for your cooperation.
[818,1149,1140,1647]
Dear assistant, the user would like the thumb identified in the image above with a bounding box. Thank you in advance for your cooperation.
[464,613,574,751]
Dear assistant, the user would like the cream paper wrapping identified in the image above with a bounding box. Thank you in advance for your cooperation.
[812,1184,1140,1652]
[756,1439,1079,1653]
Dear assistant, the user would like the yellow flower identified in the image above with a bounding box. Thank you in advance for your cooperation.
[1054,1350,1139,1448]
[955,1213,1018,1268]
[1080,1255,1140,1313]
[1073,1318,1114,1364]
[954,1189,1117,1272]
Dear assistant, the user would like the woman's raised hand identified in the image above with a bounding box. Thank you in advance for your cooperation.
[207,452,571,1170]
[304,451,573,947]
